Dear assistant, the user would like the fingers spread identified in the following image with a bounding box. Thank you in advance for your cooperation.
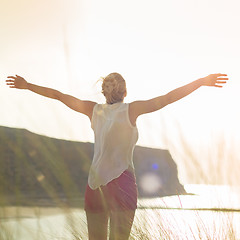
[216,73,228,77]
[6,79,15,87]
[7,76,17,79]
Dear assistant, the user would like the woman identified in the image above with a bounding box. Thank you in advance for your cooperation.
[6,72,228,240]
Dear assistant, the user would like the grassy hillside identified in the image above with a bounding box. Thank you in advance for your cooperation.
[0,126,185,207]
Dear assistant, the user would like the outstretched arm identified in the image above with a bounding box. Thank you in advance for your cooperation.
[129,73,228,125]
[6,75,96,119]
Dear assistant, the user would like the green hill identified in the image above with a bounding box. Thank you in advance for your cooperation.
[0,126,185,207]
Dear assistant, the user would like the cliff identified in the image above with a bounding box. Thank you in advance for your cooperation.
[0,126,186,206]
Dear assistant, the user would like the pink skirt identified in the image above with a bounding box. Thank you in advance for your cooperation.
[84,170,138,213]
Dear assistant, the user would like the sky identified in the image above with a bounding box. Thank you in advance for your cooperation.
[1,0,240,182]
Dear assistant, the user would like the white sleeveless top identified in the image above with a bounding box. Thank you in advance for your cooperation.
[88,102,138,189]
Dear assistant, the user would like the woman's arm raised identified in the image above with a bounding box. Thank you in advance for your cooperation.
[6,75,96,119]
[129,73,228,125]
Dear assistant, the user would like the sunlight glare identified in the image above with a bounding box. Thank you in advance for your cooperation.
[139,173,163,195]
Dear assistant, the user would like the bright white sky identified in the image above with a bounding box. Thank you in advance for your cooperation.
[1,0,240,170]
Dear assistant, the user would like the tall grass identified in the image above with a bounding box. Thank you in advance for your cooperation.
[1,206,239,239]
[160,117,240,186]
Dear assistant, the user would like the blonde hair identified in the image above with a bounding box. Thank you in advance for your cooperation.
[101,73,127,104]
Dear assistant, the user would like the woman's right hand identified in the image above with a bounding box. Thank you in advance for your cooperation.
[6,75,28,89]
[201,73,228,88]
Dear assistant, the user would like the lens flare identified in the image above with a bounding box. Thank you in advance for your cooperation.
[139,172,163,195]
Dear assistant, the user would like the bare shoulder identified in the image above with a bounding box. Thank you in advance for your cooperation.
[59,93,97,119]
[129,100,151,117]
[78,100,97,120]
[129,95,168,125]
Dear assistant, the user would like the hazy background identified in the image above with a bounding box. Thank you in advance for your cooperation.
[1,0,240,183]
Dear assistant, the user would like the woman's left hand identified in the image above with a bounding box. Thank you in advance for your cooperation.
[6,75,28,89]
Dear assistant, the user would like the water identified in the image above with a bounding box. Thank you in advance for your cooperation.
[1,185,240,240]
